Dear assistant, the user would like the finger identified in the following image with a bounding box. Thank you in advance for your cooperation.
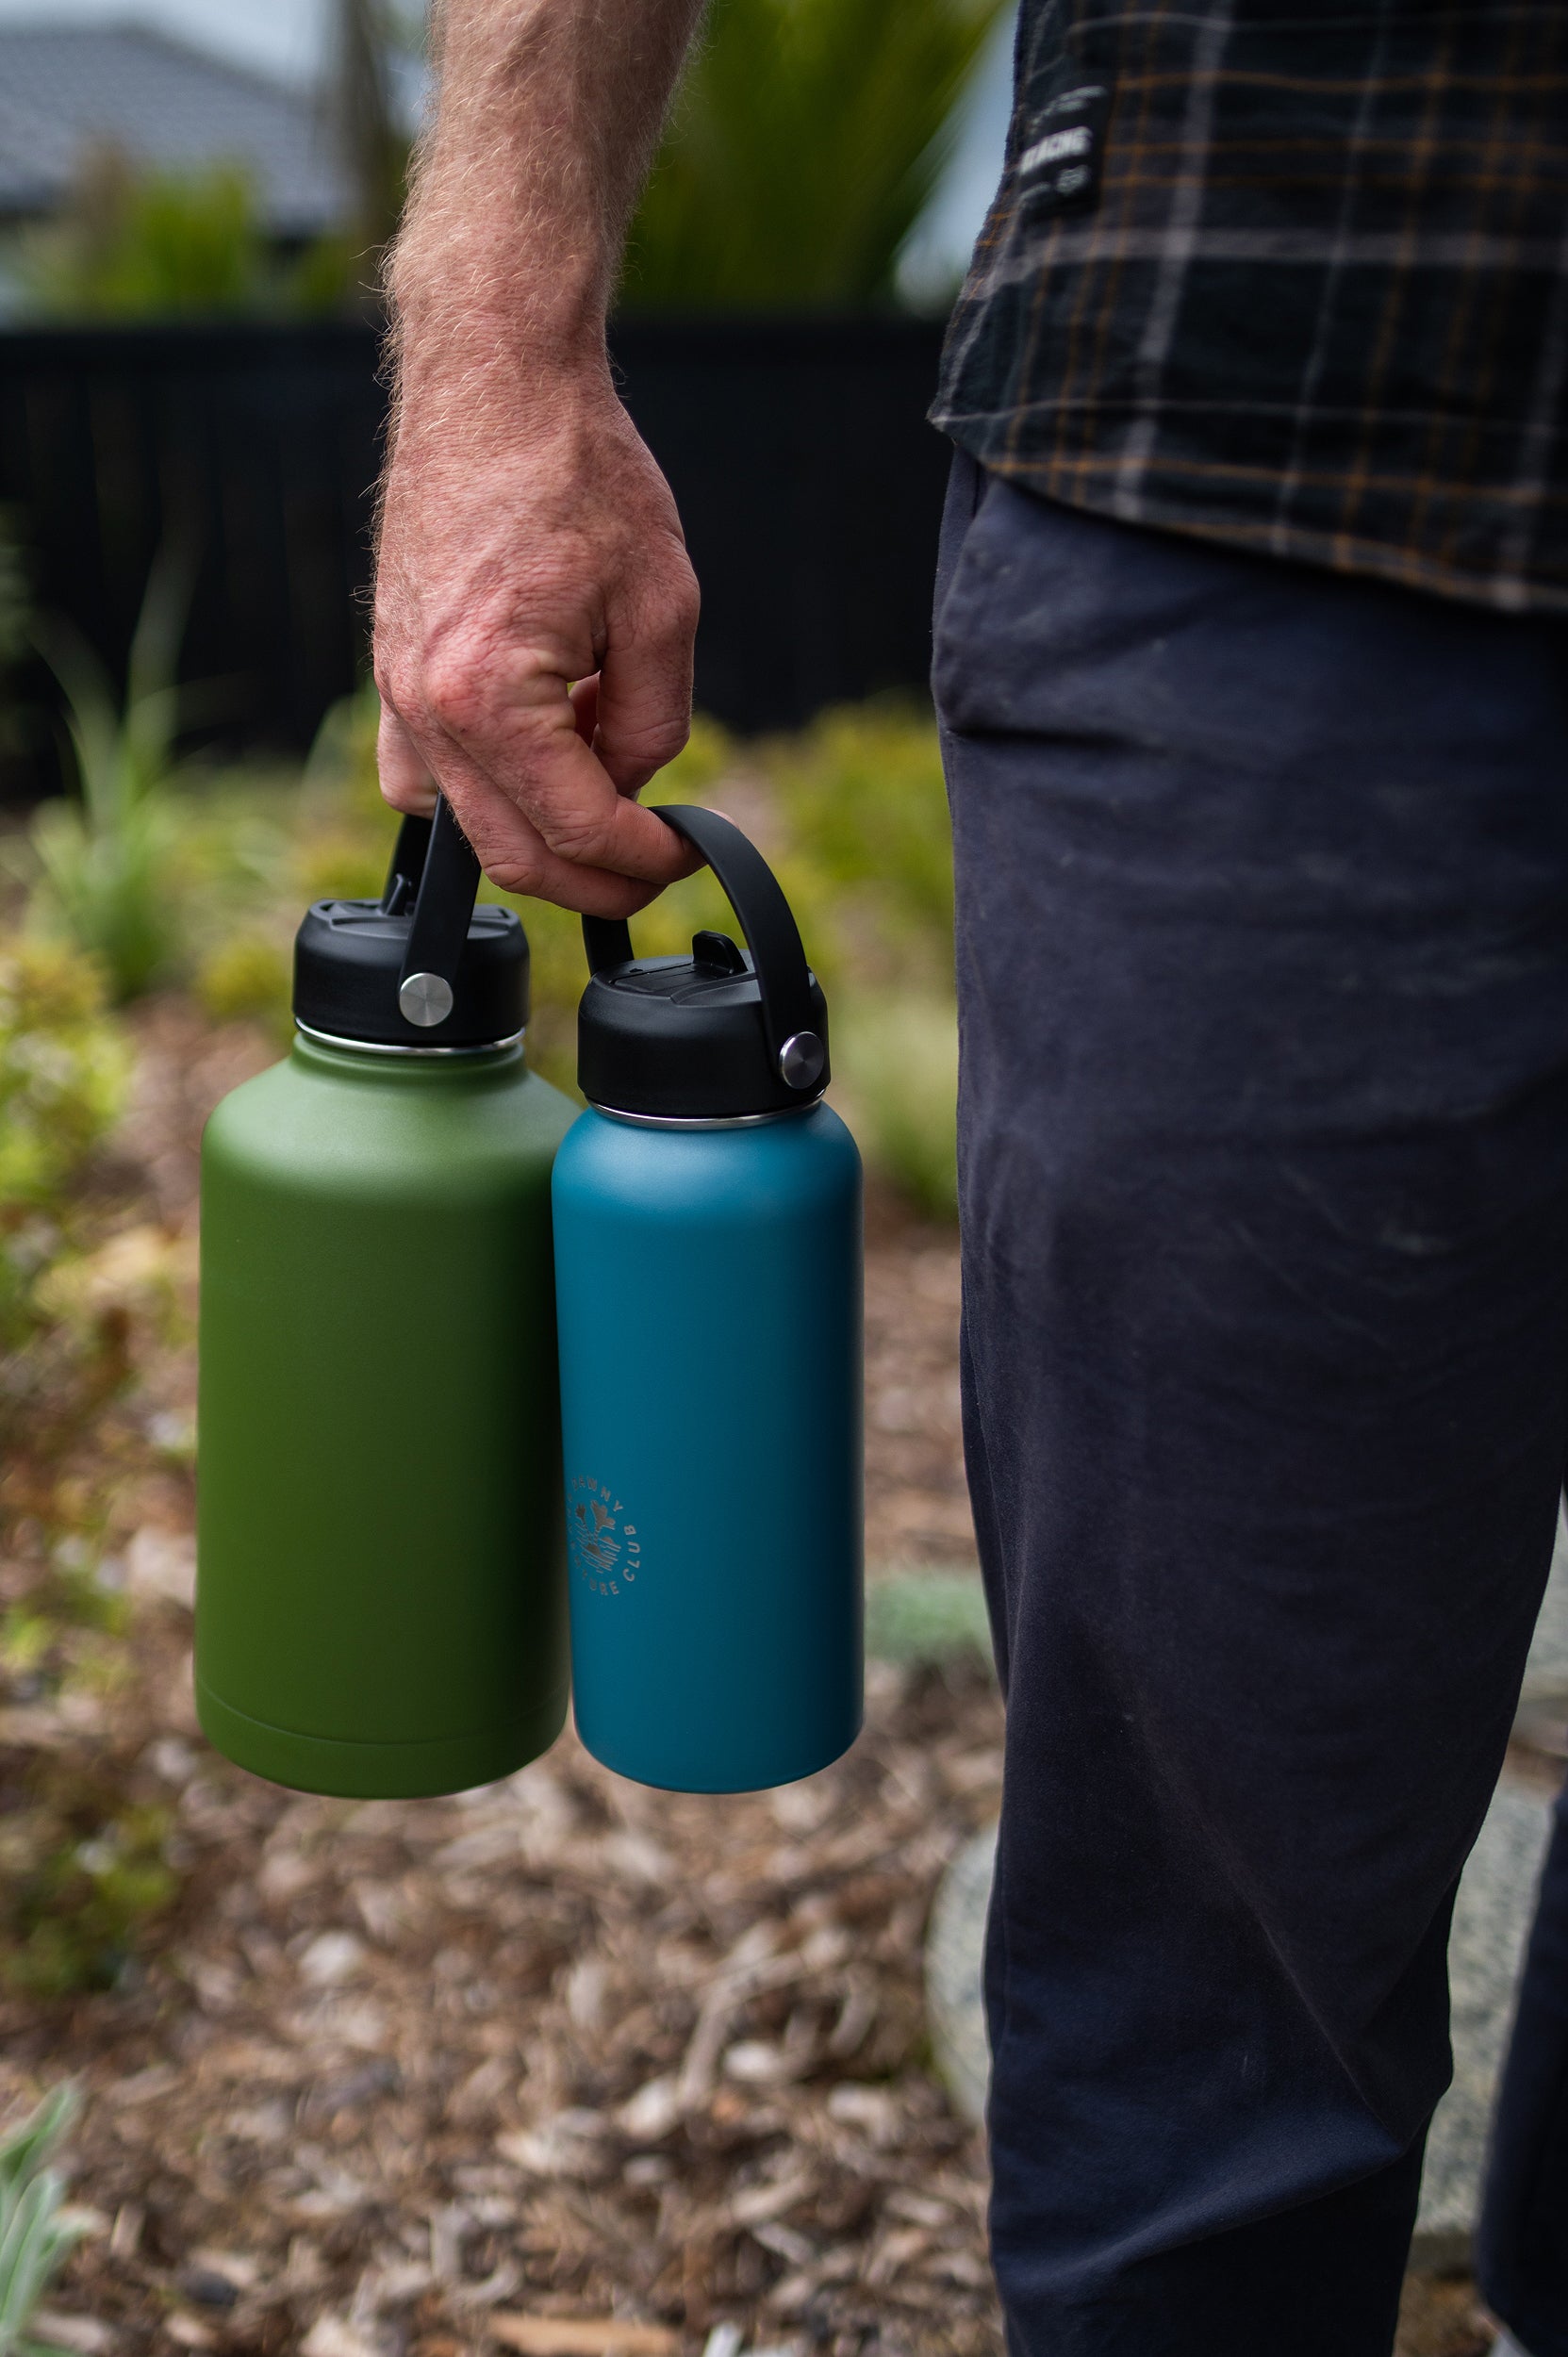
[591,564,701,797]
[431,662,699,885]
[390,705,679,918]
[376,704,439,815]
[569,674,600,747]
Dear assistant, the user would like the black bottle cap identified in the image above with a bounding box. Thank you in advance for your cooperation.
[292,804,529,1049]
[576,806,829,1120]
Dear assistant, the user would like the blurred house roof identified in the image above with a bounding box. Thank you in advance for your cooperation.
[0,22,352,234]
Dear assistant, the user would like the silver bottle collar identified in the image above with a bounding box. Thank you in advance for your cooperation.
[590,1096,822,1129]
[294,1021,527,1060]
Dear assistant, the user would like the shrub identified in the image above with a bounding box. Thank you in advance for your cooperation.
[0,1779,177,2000]
[17,152,361,321]
[0,947,126,1211]
[621,0,1009,310]
[194,935,293,1035]
[0,942,130,1416]
[763,698,955,977]
[832,991,959,1219]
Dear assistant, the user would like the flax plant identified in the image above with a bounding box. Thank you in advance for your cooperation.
[0,2087,84,2357]
[620,0,1009,309]
[25,548,196,1000]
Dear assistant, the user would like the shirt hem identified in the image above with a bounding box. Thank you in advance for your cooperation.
[931,413,1568,621]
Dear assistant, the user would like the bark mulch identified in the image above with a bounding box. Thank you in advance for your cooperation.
[11,1633,1003,2357]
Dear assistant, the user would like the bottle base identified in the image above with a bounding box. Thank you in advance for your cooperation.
[575,1713,863,1795]
[196,1678,569,1798]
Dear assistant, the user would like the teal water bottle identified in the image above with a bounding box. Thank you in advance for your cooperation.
[552,806,864,1792]
[196,801,574,1798]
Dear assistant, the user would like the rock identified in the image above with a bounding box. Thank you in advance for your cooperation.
[32,2314,116,2354]
[617,2074,682,2142]
[1524,1511,1568,1692]
[295,1930,368,1986]
[124,1526,196,1610]
[924,1826,993,2129]
[180,2269,241,2312]
[300,2317,381,2357]
[1411,1776,1553,2266]
[1516,1509,1568,1761]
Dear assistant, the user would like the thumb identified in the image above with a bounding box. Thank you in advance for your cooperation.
[377,702,439,816]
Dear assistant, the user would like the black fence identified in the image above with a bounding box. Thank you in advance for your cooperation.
[0,317,951,799]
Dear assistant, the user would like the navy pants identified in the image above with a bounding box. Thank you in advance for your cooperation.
[933,450,1568,2356]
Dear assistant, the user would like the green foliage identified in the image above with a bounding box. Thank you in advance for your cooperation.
[25,548,195,1000]
[833,991,958,1218]
[621,0,1008,310]
[865,1567,992,1665]
[21,155,266,320]
[0,944,129,1359]
[766,699,954,963]
[0,1765,177,1999]
[0,2084,85,2357]
[0,947,129,1221]
[194,935,293,1036]
[17,152,360,322]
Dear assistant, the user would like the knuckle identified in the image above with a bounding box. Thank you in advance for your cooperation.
[649,713,693,762]
[606,713,691,773]
[536,807,613,865]
[421,648,487,737]
[372,651,416,717]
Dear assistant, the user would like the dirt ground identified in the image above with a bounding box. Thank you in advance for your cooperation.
[0,1008,1499,2357]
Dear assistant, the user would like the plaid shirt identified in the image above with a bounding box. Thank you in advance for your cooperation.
[932,1,1568,613]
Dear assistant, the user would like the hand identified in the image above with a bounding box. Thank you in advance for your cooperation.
[373,362,702,917]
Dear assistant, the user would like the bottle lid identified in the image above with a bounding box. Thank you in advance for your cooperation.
[577,806,829,1120]
[292,803,529,1050]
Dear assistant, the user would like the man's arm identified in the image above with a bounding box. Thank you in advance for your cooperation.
[375,0,707,916]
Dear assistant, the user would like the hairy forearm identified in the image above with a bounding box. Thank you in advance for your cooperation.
[389,0,706,374]
[374,0,706,915]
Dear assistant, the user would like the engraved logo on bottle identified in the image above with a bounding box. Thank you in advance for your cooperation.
[568,1475,642,1596]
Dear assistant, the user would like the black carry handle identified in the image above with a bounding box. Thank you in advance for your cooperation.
[380,810,431,915]
[386,796,482,1030]
[584,804,825,1092]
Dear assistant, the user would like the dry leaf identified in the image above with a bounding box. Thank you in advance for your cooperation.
[489,2318,680,2356]
[31,2315,115,2355]
[301,2316,381,2357]
[124,1525,196,1609]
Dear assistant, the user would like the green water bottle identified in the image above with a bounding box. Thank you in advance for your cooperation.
[196,799,574,1798]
